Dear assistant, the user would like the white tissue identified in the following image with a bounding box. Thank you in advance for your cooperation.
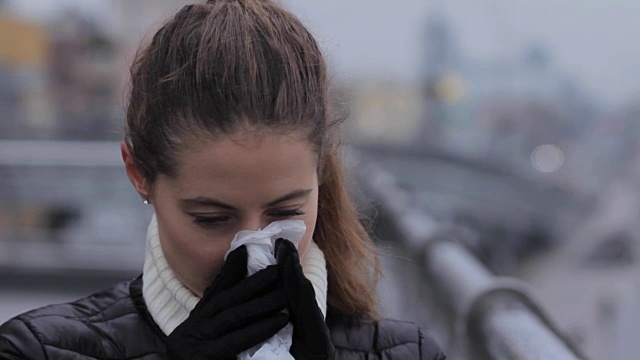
[224,220,306,360]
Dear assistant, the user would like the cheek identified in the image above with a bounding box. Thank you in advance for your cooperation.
[155,208,230,295]
[297,205,318,257]
[298,232,312,256]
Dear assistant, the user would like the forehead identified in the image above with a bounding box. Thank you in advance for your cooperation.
[168,130,318,196]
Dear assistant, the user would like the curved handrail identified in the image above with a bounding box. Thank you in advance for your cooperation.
[349,148,588,360]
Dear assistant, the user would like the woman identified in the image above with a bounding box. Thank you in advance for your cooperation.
[0,1,445,359]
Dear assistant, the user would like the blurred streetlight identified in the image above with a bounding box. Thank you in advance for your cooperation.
[531,144,564,173]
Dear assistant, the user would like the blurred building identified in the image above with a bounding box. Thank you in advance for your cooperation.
[0,5,121,140]
[341,81,424,145]
[419,10,597,185]
[0,12,52,139]
[48,11,118,139]
[419,9,461,146]
[339,8,596,191]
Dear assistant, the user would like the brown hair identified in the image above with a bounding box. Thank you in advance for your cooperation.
[125,0,380,319]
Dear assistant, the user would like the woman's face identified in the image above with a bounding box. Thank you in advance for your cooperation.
[130,130,319,296]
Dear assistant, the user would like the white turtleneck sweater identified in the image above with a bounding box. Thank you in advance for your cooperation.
[142,214,328,336]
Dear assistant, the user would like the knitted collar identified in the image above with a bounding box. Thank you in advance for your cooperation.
[142,214,328,335]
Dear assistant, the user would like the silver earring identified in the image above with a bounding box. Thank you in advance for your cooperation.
[143,199,150,205]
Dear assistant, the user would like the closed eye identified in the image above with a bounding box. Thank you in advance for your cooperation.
[192,214,233,227]
[269,209,305,218]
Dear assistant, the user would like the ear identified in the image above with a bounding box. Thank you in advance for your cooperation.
[121,141,150,200]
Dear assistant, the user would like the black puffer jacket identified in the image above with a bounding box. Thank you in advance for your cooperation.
[0,276,445,359]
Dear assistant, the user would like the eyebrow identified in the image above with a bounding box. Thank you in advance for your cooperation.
[179,189,313,211]
[265,189,313,208]
[180,197,238,211]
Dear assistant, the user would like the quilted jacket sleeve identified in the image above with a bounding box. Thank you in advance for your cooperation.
[329,311,446,359]
[374,319,446,360]
[0,317,47,360]
[419,327,447,360]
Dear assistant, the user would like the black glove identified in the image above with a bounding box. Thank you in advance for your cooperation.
[166,245,289,360]
[275,239,335,360]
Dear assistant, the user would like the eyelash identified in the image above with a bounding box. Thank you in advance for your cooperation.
[192,209,306,228]
[270,209,305,218]
[192,215,232,227]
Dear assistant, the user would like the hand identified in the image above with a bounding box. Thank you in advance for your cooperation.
[276,239,335,360]
[166,245,289,360]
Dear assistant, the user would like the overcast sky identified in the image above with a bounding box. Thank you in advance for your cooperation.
[7,0,640,109]
[283,0,640,109]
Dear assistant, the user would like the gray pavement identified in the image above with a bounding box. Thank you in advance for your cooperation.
[514,180,640,359]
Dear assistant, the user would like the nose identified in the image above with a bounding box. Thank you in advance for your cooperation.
[240,216,270,232]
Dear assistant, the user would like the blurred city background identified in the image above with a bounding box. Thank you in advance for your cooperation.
[1,0,640,359]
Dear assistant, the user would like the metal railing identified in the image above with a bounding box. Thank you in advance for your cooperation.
[349,149,588,360]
